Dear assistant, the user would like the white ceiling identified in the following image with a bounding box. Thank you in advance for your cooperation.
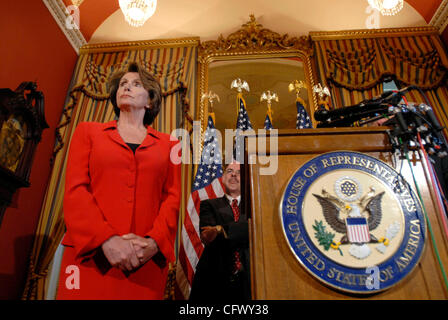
[89,0,427,44]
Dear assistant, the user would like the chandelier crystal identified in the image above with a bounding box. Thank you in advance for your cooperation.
[119,0,157,27]
[368,0,403,16]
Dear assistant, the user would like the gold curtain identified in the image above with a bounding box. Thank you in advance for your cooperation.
[22,39,198,300]
[312,28,448,133]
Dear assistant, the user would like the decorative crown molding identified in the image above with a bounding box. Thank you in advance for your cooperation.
[79,37,200,54]
[43,0,87,54]
[310,26,439,40]
[430,0,448,34]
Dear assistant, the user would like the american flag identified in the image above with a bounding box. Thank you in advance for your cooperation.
[296,100,312,129]
[264,113,274,130]
[234,94,253,162]
[346,217,371,243]
[175,116,224,299]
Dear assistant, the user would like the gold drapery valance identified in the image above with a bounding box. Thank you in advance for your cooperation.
[311,27,448,142]
[312,27,448,90]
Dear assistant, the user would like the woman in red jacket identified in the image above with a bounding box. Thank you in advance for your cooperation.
[57,62,181,299]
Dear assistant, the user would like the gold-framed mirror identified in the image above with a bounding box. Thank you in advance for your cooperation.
[197,15,318,137]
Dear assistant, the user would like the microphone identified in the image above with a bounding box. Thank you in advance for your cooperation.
[418,104,448,157]
[392,106,411,136]
[314,99,382,122]
[316,104,390,127]
[419,104,443,131]
[314,85,417,123]
[403,104,428,132]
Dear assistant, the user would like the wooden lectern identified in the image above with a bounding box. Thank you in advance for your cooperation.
[242,127,448,299]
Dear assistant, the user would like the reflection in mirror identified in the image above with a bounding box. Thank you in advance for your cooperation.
[208,57,309,135]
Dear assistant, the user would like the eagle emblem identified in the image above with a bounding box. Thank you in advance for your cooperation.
[312,176,387,259]
[280,151,426,293]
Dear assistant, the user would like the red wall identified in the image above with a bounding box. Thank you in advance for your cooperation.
[406,0,442,23]
[0,1,77,299]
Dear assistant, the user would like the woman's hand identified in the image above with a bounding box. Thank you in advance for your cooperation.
[101,235,140,271]
[122,233,159,265]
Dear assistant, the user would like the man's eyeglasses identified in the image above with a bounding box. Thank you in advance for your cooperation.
[225,169,240,176]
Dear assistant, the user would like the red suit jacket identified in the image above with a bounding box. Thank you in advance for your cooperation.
[57,120,181,299]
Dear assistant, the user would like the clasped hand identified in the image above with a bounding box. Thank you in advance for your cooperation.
[101,233,158,272]
[200,226,219,245]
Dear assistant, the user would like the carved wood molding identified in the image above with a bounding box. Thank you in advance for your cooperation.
[199,14,313,61]
[430,0,448,34]
[79,37,200,54]
[309,26,439,41]
[43,0,87,54]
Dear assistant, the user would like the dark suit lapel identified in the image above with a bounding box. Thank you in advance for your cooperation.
[216,196,235,223]
[217,195,247,223]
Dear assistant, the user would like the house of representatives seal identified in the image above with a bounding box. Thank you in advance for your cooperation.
[279,151,426,294]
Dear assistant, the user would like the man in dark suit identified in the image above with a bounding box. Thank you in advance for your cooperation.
[189,161,251,301]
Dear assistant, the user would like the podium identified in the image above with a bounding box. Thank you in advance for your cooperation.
[242,128,448,299]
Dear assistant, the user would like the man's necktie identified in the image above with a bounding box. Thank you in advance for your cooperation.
[231,199,240,221]
[231,199,242,273]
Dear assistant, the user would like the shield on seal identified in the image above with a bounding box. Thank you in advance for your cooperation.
[346,217,371,243]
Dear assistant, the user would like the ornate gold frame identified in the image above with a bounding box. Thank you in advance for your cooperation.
[309,26,439,40]
[197,15,318,132]
[79,37,200,54]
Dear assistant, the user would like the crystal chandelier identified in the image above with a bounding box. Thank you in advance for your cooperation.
[119,0,157,27]
[368,0,403,16]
